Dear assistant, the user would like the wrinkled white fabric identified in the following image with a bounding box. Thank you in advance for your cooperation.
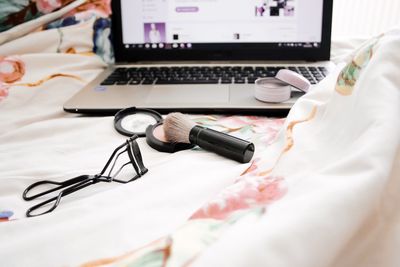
[191,30,400,267]
[0,12,399,267]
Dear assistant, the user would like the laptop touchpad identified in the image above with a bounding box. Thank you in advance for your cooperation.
[145,85,229,104]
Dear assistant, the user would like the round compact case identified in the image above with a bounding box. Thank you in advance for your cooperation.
[114,107,163,137]
[114,107,194,153]
[254,69,311,103]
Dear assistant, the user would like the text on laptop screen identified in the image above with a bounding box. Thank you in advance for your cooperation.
[121,0,324,49]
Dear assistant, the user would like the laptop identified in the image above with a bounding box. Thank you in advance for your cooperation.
[64,0,334,115]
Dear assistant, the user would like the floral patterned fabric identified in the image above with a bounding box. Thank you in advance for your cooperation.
[0,3,400,267]
[0,0,112,106]
[81,31,400,267]
[0,0,112,62]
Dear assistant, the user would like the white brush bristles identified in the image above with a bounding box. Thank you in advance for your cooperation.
[164,112,196,143]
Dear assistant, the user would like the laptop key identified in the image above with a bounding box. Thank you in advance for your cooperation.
[142,79,154,84]
[266,71,276,77]
[247,78,258,84]
[221,79,232,84]
[234,78,245,84]
[100,80,115,85]
[129,80,141,85]
[116,80,129,85]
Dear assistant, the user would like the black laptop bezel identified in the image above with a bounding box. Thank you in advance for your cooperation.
[112,0,333,62]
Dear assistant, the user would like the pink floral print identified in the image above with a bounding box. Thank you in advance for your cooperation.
[0,56,25,103]
[0,56,25,83]
[67,0,112,18]
[191,174,286,220]
[0,84,9,102]
[35,0,62,14]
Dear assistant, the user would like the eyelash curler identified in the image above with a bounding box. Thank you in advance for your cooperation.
[22,135,148,217]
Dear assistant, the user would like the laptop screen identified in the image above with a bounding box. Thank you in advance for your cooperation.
[113,0,333,61]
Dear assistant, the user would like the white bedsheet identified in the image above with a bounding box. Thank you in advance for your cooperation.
[0,20,399,267]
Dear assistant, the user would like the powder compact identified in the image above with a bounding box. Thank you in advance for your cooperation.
[254,69,311,103]
[145,122,195,153]
[114,107,162,137]
[114,107,194,153]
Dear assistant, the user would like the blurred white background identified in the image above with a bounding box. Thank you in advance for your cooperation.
[332,0,400,38]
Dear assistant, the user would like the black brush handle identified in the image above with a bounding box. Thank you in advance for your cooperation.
[189,126,255,163]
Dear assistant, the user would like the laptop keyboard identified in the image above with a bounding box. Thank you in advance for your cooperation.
[100,66,329,86]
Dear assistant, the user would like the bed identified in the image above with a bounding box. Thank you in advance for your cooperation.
[1,2,400,267]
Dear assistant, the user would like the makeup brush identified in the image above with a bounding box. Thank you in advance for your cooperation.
[164,113,255,163]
